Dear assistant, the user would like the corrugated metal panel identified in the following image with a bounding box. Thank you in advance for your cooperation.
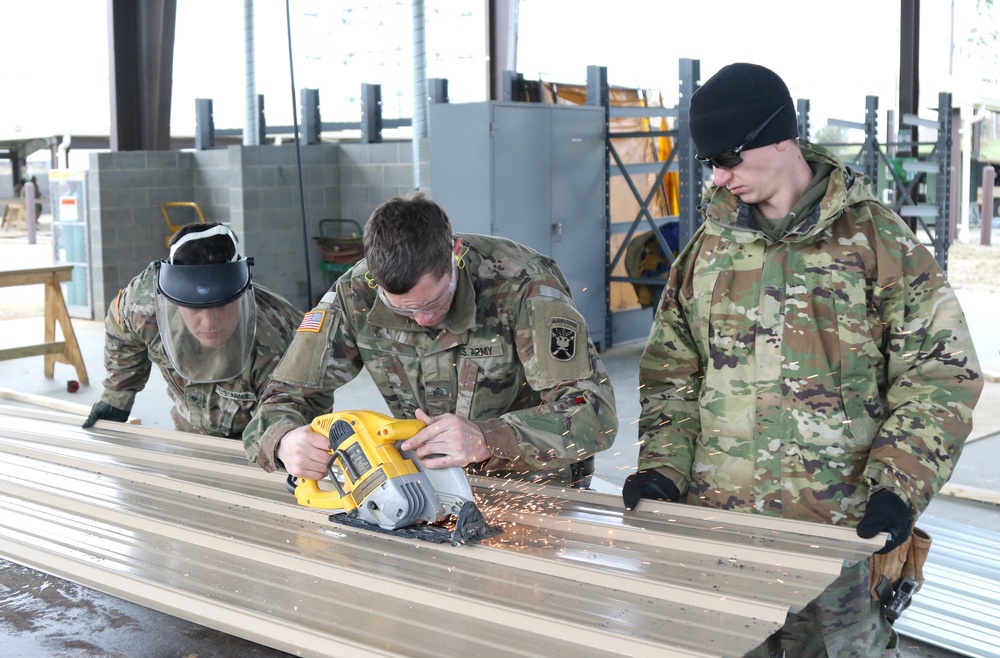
[0,405,884,658]
[894,515,1000,657]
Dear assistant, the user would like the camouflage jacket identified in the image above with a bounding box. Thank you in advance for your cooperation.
[243,234,618,485]
[100,263,302,438]
[637,141,982,525]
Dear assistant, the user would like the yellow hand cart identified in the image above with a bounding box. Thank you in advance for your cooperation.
[162,202,207,249]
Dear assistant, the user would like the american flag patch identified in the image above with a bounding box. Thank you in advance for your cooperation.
[297,310,326,332]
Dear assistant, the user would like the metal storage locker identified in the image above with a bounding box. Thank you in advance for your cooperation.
[429,101,606,347]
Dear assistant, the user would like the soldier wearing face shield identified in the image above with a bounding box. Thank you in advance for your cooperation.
[83,223,302,438]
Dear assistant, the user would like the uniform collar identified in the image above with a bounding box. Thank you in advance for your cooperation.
[703,141,854,241]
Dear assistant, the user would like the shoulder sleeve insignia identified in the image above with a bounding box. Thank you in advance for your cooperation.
[531,299,591,383]
[297,310,326,332]
[549,316,579,361]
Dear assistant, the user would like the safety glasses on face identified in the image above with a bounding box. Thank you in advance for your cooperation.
[696,103,788,170]
[377,253,457,317]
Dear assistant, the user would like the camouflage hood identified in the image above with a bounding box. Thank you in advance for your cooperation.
[700,140,881,242]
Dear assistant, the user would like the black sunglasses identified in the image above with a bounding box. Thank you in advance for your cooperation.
[696,103,788,169]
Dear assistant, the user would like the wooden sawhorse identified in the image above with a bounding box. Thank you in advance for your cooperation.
[0,265,90,385]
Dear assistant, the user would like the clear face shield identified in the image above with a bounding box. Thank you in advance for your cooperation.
[155,256,257,384]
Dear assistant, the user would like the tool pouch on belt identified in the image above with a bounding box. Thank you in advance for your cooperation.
[869,526,932,604]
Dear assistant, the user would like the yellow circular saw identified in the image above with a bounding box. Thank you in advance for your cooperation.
[286,410,502,546]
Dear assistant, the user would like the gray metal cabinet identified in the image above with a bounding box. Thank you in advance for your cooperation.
[429,101,606,346]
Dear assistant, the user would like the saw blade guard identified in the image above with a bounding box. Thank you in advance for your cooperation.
[401,448,474,518]
[354,470,439,529]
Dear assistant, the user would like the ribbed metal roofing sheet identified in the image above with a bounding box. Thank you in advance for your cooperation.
[0,405,884,657]
[894,514,1000,658]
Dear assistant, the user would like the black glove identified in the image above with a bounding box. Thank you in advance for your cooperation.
[622,469,681,510]
[82,401,130,428]
[856,490,913,554]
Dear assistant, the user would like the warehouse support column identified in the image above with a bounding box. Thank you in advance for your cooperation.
[412,0,427,190]
[107,0,177,151]
[983,166,994,246]
[243,0,259,146]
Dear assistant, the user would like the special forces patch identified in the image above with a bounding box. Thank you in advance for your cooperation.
[549,316,579,361]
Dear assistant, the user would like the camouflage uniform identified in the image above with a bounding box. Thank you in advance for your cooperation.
[637,142,982,656]
[243,234,618,486]
[100,263,302,438]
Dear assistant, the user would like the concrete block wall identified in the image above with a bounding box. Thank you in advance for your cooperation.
[338,138,430,224]
[191,148,234,227]
[236,143,340,309]
[88,150,195,318]
[86,139,424,318]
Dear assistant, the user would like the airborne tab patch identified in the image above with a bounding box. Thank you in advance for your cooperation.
[297,310,326,332]
[532,301,592,383]
[549,316,579,361]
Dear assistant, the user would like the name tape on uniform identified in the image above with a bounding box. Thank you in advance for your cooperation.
[459,343,505,358]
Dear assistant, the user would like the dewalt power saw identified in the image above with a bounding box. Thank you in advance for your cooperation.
[285,410,502,545]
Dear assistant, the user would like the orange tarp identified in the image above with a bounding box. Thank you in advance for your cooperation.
[541,82,679,311]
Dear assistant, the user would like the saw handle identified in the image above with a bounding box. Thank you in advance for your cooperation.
[288,473,350,510]
[309,410,425,444]
[290,410,427,510]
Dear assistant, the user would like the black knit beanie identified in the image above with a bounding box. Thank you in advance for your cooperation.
[689,63,799,160]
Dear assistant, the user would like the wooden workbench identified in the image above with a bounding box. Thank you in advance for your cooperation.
[0,265,89,384]
[1,201,26,231]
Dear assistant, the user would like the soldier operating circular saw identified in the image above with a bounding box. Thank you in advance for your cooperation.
[244,193,619,541]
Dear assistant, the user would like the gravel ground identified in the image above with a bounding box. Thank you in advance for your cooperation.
[947,240,1000,293]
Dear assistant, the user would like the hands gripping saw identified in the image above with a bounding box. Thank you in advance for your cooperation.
[286,410,502,545]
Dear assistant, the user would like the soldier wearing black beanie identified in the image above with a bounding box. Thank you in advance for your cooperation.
[625,60,982,658]
[689,62,800,163]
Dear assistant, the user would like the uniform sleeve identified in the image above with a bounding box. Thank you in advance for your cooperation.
[634,259,704,493]
[475,278,618,474]
[863,218,983,515]
[242,287,363,472]
[99,286,153,412]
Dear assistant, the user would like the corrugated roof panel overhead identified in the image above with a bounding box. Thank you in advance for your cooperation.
[0,405,884,658]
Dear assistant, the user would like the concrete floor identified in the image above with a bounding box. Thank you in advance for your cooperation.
[1,224,998,657]
[0,561,291,658]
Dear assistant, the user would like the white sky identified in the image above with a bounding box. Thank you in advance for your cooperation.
[518,0,994,129]
[2,0,996,152]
